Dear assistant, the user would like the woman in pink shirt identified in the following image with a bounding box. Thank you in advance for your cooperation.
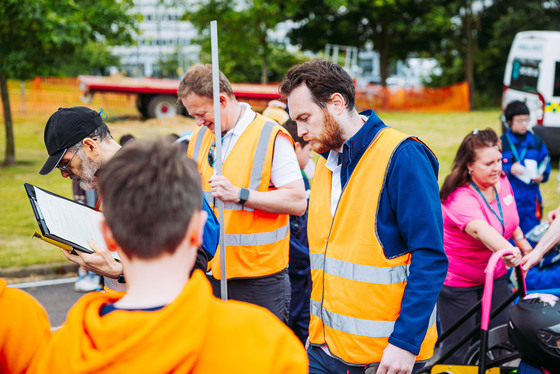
[438,128,530,364]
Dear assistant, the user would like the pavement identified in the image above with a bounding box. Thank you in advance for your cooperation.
[0,262,79,284]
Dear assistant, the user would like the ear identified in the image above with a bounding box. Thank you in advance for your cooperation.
[294,142,302,154]
[188,210,207,248]
[329,92,346,115]
[219,93,229,106]
[101,220,119,252]
[82,138,100,158]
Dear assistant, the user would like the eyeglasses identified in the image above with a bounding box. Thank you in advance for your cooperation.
[208,140,216,166]
[57,150,77,174]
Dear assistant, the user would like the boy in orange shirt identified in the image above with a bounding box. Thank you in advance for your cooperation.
[30,138,307,373]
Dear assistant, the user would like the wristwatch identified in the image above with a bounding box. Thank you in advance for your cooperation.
[118,274,126,283]
[239,188,250,205]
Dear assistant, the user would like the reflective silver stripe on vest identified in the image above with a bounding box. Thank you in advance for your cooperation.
[191,126,207,163]
[310,299,394,337]
[311,300,437,338]
[309,254,410,285]
[248,121,275,190]
[225,224,289,247]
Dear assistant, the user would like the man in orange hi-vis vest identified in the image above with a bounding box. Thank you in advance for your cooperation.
[179,64,307,323]
[280,59,448,374]
[29,138,308,374]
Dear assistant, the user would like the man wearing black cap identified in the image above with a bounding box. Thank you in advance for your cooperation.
[40,106,217,292]
[40,107,126,291]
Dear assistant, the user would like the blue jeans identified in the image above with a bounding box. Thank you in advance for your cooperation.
[308,345,425,374]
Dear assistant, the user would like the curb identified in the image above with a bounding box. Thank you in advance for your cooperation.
[0,262,79,284]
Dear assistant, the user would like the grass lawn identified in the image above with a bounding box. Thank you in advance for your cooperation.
[1,108,559,268]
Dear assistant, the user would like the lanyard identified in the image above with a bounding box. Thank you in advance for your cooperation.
[471,183,504,235]
[506,132,527,162]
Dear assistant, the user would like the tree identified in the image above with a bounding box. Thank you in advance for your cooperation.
[50,41,122,77]
[428,0,560,106]
[0,0,138,166]
[286,0,454,86]
[184,0,303,84]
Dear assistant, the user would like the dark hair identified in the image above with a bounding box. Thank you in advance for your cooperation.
[282,119,308,147]
[504,100,529,122]
[119,134,135,146]
[279,59,356,110]
[98,138,202,259]
[68,122,112,152]
[440,128,501,203]
[177,63,234,100]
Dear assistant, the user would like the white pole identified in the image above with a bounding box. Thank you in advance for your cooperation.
[210,20,228,301]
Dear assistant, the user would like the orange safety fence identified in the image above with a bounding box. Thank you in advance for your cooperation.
[1,77,471,119]
[355,81,470,112]
[2,77,138,118]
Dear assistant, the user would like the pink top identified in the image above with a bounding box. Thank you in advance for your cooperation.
[442,175,519,287]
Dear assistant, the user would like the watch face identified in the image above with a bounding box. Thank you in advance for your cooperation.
[240,188,250,202]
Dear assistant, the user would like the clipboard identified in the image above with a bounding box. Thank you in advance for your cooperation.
[25,183,102,254]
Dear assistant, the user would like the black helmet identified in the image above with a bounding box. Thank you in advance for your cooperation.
[508,293,560,373]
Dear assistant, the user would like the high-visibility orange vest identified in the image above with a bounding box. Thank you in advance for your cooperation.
[187,114,292,279]
[308,127,438,365]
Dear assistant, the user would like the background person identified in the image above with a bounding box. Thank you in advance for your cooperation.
[29,138,308,374]
[178,64,306,322]
[438,128,527,363]
[280,59,448,374]
[501,100,550,240]
[282,118,313,344]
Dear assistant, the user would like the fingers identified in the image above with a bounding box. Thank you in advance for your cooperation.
[60,248,85,266]
[87,238,105,253]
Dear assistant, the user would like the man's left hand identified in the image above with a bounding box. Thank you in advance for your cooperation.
[208,175,240,203]
[377,343,416,374]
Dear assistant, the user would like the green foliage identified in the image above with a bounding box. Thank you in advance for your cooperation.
[0,0,138,80]
[184,0,302,83]
[427,0,560,105]
[0,0,139,165]
[48,41,122,77]
[286,0,455,84]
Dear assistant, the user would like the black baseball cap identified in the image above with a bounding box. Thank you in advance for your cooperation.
[40,107,104,175]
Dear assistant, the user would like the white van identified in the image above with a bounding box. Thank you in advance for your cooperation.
[503,31,560,154]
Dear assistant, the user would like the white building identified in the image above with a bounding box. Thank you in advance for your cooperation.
[111,0,200,77]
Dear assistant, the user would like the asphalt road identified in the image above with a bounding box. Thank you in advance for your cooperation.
[10,277,86,328]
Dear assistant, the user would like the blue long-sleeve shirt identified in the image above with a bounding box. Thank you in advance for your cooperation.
[323,109,448,355]
[501,129,550,234]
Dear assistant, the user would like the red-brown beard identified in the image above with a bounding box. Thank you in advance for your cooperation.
[307,108,345,154]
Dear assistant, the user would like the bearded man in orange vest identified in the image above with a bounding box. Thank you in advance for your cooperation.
[178,64,307,323]
[29,138,308,373]
[280,59,448,374]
